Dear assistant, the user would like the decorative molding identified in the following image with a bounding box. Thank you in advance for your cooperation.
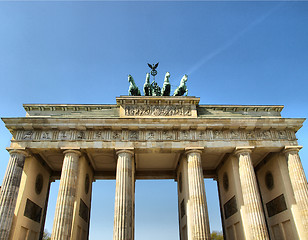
[14,129,297,142]
[23,105,114,112]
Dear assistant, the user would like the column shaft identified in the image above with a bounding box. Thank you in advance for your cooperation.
[113,150,135,240]
[236,148,269,240]
[51,150,81,240]
[0,150,27,240]
[186,150,211,240]
[284,146,308,234]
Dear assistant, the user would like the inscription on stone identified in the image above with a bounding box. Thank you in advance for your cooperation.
[124,105,192,116]
[266,194,287,217]
[24,198,42,223]
[224,196,237,219]
[79,198,89,223]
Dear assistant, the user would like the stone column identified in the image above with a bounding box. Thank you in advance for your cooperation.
[0,150,27,240]
[113,149,135,240]
[235,147,269,240]
[51,150,81,240]
[186,148,211,240]
[284,146,308,234]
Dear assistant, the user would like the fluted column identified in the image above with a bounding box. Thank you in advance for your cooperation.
[235,147,269,240]
[0,150,27,240]
[186,148,211,240]
[284,146,308,234]
[113,149,135,240]
[51,149,81,240]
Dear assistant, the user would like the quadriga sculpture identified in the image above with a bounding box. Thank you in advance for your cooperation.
[128,75,141,96]
[173,74,188,96]
[143,73,152,96]
[161,72,171,96]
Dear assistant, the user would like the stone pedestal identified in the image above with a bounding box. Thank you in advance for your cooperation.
[235,147,269,240]
[186,149,211,240]
[51,150,81,240]
[0,150,27,240]
[284,146,308,234]
[113,149,135,240]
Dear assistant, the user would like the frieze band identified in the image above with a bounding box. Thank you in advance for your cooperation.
[14,129,296,142]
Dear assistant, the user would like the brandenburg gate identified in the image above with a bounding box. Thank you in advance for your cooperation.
[0,96,307,240]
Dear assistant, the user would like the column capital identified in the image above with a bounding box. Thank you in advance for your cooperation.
[185,147,204,155]
[6,148,29,157]
[115,148,134,156]
[234,146,255,156]
[62,149,81,156]
[283,146,302,154]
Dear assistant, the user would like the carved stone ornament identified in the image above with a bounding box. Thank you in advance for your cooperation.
[15,129,296,142]
[124,105,192,117]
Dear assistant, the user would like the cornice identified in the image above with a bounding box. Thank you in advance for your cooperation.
[1,117,305,132]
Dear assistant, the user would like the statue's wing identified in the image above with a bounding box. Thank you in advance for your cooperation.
[154,62,159,69]
[148,63,153,69]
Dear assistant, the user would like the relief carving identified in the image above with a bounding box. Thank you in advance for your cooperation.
[76,131,85,140]
[94,131,102,139]
[129,131,139,140]
[246,131,255,139]
[41,131,51,140]
[112,131,121,140]
[162,131,174,140]
[17,129,296,142]
[147,131,155,140]
[181,131,190,140]
[23,131,33,140]
[59,131,69,140]
[278,130,287,139]
[230,130,240,139]
[124,105,192,116]
[213,130,223,139]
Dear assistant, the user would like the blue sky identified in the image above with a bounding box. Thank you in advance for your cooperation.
[0,1,308,239]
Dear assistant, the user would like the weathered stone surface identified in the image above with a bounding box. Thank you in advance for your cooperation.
[113,149,135,240]
[236,147,269,240]
[186,149,211,240]
[51,150,81,240]
[0,150,27,240]
[284,146,308,235]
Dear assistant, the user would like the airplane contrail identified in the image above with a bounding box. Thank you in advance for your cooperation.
[186,2,285,76]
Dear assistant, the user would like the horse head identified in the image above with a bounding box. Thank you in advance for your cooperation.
[145,73,150,84]
[164,72,170,83]
[180,74,188,85]
[128,75,135,85]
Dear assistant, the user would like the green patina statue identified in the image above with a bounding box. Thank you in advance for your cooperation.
[128,72,188,96]
[128,75,141,96]
[161,72,171,96]
[151,81,161,96]
[143,73,152,96]
[173,74,188,96]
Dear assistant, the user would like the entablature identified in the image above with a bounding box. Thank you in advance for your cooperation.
[22,97,284,118]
